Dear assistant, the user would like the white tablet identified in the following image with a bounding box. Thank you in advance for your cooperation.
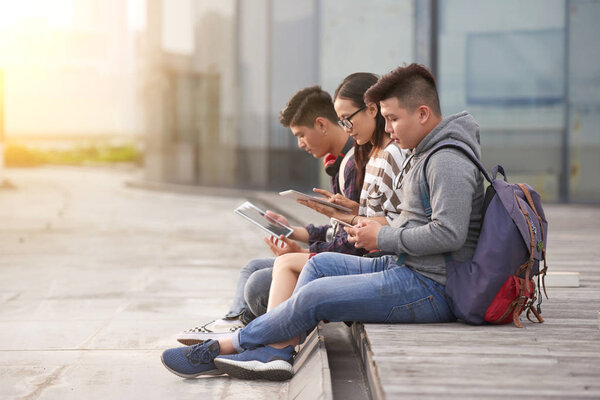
[279,190,352,213]
[234,201,293,238]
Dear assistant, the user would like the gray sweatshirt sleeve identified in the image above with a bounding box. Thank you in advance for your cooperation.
[377,150,480,256]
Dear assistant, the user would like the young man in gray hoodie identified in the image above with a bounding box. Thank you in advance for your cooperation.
[160,64,485,381]
[348,64,485,286]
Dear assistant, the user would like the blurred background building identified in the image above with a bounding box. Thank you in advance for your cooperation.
[0,0,142,142]
[1,0,599,203]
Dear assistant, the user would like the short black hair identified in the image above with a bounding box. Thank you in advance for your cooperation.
[364,64,441,116]
[279,86,339,128]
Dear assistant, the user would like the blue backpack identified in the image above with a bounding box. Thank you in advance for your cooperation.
[420,140,549,327]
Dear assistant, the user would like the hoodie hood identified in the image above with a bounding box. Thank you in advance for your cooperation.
[415,111,481,160]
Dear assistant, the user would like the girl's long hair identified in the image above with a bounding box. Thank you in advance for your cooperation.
[334,72,387,190]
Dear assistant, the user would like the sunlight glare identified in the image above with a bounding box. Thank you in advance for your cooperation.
[0,0,73,30]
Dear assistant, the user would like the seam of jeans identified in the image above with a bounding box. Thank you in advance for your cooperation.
[432,281,448,300]
[429,295,442,322]
[383,256,397,270]
[420,279,453,321]
[386,256,395,269]
[414,273,428,289]
[384,295,440,323]
[232,329,244,353]
[414,272,452,308]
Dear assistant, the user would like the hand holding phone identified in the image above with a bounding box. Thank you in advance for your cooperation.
[331,217,354,228]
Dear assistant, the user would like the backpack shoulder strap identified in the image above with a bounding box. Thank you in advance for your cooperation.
[419,139,492,219]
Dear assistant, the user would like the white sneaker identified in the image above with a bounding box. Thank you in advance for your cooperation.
[176,319,245,345]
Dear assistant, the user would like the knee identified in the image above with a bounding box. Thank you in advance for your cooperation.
[245,268,272,301]
[272,253,299,276]
[306,252,336,269]
[296,252,343,292]
[289,283,327,320]
[244,268,272,317]
[243,258,273,274]
[300,254,325,278]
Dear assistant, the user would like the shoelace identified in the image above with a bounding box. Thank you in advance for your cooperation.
[185,342,215,364]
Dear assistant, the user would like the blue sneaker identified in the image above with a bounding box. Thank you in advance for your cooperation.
[214,345,295,381]
[161,339,221,378]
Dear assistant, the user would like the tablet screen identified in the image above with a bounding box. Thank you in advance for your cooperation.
[234,201,293,238]
[279,190,351,213]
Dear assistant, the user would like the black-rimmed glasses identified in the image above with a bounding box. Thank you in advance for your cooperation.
[337,105,366,129]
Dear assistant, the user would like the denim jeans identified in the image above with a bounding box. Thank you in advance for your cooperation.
[243,267,272,319]
[224,258,274,322]
[233,253,456,352]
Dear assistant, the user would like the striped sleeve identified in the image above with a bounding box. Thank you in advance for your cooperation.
[358,142,406,223]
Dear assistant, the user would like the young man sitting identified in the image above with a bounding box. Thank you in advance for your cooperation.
[175,85,366,345]
[161,63,485,381]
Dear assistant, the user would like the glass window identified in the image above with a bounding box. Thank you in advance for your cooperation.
[439,0,566,202]
[466,30,564,106]
[319,0,414,93]
[567,0,600,202]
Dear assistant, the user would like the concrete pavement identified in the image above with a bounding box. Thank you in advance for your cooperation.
[3,165,599,400]
[0,166,301,400]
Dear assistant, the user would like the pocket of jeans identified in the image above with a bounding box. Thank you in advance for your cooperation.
[384,295,441,323]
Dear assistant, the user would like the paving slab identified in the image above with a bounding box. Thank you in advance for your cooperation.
[0,166,298,400]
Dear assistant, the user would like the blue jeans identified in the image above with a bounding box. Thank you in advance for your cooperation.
[233,253,455,352]
[224,258,274,322]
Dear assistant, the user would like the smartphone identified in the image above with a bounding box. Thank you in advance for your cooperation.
[331,217,354,228]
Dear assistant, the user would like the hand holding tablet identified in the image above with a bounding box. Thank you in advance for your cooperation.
[279,190,352,213]
[313,188,360,215]
[234,201,293,238]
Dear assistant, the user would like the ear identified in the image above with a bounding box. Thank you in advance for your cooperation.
[366,102,378,118]
[314,117,328,131]
[417,105,431,125]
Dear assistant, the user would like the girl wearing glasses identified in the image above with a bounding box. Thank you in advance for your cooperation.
[329,72,406,225]
[262,72,406,328]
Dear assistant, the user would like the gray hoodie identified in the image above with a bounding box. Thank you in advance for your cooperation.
[377,111,484,285]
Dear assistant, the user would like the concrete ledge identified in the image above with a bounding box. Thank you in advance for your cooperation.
[288,323,333,400]
[350,322,385,400]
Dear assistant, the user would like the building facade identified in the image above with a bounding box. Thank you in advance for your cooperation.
[144,0,600,202]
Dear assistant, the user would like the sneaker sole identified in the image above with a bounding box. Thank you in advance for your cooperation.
[160,355,223,379]
[214,358,293,381]
[176,338,204,346]
[176,331,236,346]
